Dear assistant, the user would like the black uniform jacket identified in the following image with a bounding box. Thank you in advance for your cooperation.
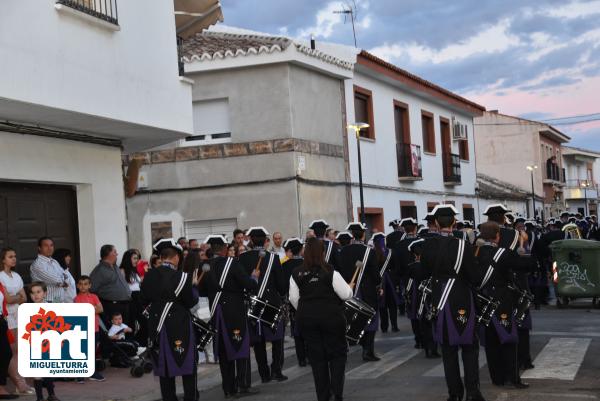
[238,249,286,307]
[337,243,380,308]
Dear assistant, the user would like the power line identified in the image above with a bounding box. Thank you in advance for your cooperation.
[541,112,600,122]
[474,117,600,126]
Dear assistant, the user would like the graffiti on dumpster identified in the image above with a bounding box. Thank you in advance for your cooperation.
[560,262,596,291]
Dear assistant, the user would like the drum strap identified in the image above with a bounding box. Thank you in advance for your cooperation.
[406,278,413,293]
[479,248,505,289]
[210,257,233,318]
[325,241,334,263]
[509,229,519,251]
[257,253,275,299]
[354,247,371,297]
[379,250,393,278]
[436,239,465,312]
[156,272,188,335]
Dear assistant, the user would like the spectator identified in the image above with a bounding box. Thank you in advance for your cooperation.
[90,245,131,326]
[233,229,247,252]
[30,237,70,303]
[305,229,316,241]
[236,244,247,257]
[182,249,201,274]
[0,247,33,395]
[0,267,18,399]
[120,249,146,346]
[150,254,162,269]
[188,239,199,249]
[28,282,60,401]
[177,237,188,250]
[107,312,139,368]
[73,275,106,382]
[269,231,286,261]
[326,228,336,241]
[227,244,236,258]
[53,248,77,302]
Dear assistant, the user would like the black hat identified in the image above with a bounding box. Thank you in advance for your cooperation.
[431,204,458,218]
[524,220,535,227]
[203,235,228,246]
[462,220,473,228]
[346,222,367,231]
[246,227,269,237]
[388,219,401,228]
[560,211,570,218]
[308,219,329,230]
[483,204,510,216]
[399,217,417,227]
[514,217,526,224]
[371,232,385,241]
[283,237,303,251]
[407,238,425,252]
[153,238,184,254]
[423,213,436,223]
[335,231,353,241]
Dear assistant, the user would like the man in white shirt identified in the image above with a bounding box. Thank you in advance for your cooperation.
[269,231,286,261]
[30,237,69,303]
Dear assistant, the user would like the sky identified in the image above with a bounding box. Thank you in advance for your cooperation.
[221,0,600,151]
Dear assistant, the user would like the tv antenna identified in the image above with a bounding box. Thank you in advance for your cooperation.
[333,1,359,47]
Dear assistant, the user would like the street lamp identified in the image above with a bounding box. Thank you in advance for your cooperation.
[581,179,590,216]
[526,165,538,220]
[348,122,370,224]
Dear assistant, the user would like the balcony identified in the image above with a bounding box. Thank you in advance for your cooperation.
[564,179,599,200]
[544,163,565,185]
[397,143,422,181]
[443,152,461,184]
[56,0,118,25]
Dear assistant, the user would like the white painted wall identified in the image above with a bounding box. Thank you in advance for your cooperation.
[0,0,192,135]
[344,71,478,230]
[0,132,128,274]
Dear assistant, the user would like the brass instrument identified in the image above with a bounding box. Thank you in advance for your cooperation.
[562,223,582,239]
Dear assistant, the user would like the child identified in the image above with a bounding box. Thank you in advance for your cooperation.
[28,282,60,401]
[73,276,105,382]
[107,313,139,367]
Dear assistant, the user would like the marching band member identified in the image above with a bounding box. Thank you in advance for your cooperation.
[310,220,341,268]
[420,213,440,238]
[476,222,528,389]
[238,227,288,383]
[288,237,353,401]
[421,205,486,401]
[199,235,259,398]
[281,238,307,366]
[385,219,405,248]
[338,222,381,362]
[336,231,353,247]
[373,232,400,333]
[141,239,200,401]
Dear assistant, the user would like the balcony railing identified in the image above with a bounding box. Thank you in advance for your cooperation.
[544,163,565,183]
[177,36,185,76]
[56,0,118,25]
[397,143,422,180]
[443,152,461,184]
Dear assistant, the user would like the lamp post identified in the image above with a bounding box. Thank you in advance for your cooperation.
[526,165,538,220]
[348,122,370,224]
[581,179,590,216]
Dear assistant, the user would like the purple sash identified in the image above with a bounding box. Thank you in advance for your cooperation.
[433,294,476,346]
[490,314,518,344]
[213,305,250,361]
[155,320,195,377]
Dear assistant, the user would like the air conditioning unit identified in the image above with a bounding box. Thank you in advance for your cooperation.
[452,121,468,140]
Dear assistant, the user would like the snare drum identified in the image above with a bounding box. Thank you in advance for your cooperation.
[247,295,283,330]
[475,292,500,327]
[509,285,533,325]
[344,297,376,344]
[191,316,217,351]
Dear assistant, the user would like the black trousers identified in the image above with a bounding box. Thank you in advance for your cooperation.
[360,330,377,354]
[129,291,148,346]
[218,335,251,394]
[253,337,284,379]
[159,374,197,401]
[0,318,11,386]
[299,315,347,401]
[441,342,482,399]
[420,318,436,353]
[410,319,423,346]
[484,326,518,385]
[291,315,307,363]
[517,328,532,366]
[379,292,398,331]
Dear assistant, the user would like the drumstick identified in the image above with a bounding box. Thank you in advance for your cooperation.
[254,249,266,278]
[349,261,363,289]
[197,263,210,283]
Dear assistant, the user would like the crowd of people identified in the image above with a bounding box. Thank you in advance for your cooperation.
[0,206,597,401]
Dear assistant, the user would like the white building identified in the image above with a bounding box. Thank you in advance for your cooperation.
[0,0,221,277]
[344,51,485,232]
[562,146,600,216]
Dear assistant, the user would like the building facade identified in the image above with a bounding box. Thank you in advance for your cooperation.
[0,0,220,276]
[474,111,570,221]
[562,146,600,216]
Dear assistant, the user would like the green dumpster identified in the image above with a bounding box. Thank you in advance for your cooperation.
[550,239,600,298]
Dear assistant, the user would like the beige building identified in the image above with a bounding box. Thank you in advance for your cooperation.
[562,146,600,216]
[474,111,570,220]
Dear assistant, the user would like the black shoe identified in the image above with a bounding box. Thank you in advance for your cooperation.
[0,395,19,400]
[414,343,422,349]
[298,360,307,367]
[466,395,486,401]
[272,373,288,382]
[391,327,399,332]
[261,376,272,384]
[520,362,535,370]
[447,396,462,401]
[381,329,388,333]
[362,351,381,362]
[236,387,260,398]
[425,349,441,359]
[506,380,529,389]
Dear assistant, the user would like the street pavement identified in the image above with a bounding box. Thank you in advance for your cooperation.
[49,300,599,401]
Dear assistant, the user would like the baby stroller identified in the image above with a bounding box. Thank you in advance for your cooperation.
[98,319,153,378]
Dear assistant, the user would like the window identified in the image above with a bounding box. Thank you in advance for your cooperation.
[56,0,118,25]
[353,85,375,139]
[151,221,173,244]
[458,135,469,161]
[421,111,435,153]
[400,201,417,220]
[357,208,384,234]
[394,101,410,144]
[463,204,475,223]
[184,218,238,241]
[184,98,231,146]
[427,202,439,213]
